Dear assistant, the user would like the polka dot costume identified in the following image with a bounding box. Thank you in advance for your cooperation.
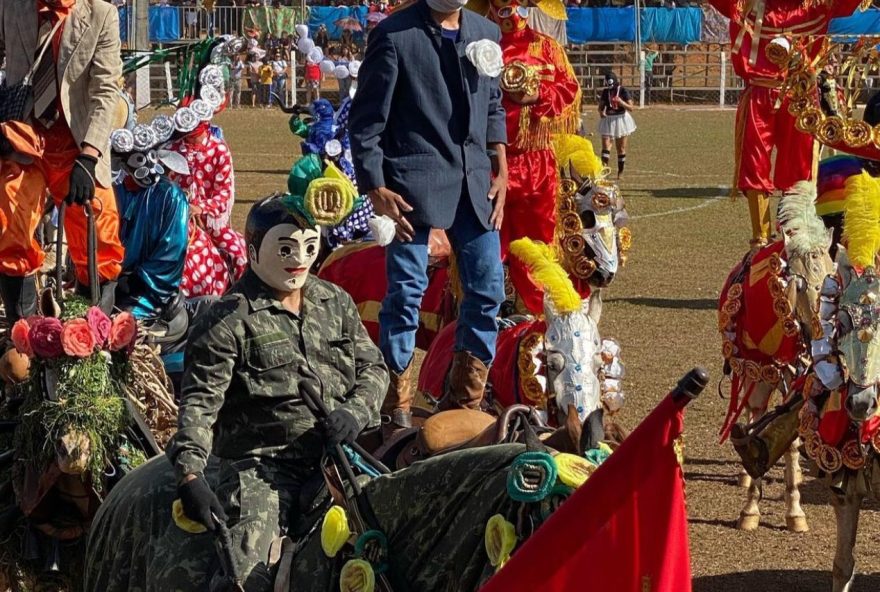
[168,133,248,297]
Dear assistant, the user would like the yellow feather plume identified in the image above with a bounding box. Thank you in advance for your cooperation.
[552,134,603,180]
[509,239,581,314]
[843,171,880,268]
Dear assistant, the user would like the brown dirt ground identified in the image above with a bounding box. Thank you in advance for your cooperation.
[208,106,880,591]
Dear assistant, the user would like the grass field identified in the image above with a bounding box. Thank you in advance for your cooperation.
[209,106,880,591]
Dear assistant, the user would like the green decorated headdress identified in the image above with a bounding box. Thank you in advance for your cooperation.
[283,156,363,227]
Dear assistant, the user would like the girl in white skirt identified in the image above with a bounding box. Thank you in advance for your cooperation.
[597,72,636,178]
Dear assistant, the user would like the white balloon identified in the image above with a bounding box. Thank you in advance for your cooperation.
[319,59,336,75]
[307,47,324,65]
[295,24,310,39]
[348,60,361,78]
[297,37,315,55]
[334,65,350,80]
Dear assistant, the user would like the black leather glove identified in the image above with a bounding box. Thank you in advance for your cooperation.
[178,474,227,532]
[322,408,359,446]
[66,154,98,205]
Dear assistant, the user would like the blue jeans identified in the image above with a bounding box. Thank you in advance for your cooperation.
[379,198,504,373]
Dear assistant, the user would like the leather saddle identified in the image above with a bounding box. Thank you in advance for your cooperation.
[416,404,549,457]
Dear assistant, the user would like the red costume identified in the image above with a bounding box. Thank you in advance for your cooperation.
[491,2,581,314]
[709,0,862,245]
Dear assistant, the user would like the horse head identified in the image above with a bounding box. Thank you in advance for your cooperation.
[778,181,835,331]
[510,239,625,445]
[559,163,630,288]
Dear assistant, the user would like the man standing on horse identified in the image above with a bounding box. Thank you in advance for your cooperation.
[0,0,125,320]
[165,196,388,590]
[350,0,508,438]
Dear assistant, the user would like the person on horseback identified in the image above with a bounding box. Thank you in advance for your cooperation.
[109,116,190,321]
[164,195,388,590]
[350,0,508,438]
[0,0,126,323]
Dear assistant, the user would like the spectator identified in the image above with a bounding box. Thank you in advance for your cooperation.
[316,24,330,49]
[304,58,322,103]
[229,53,245,108]
[247,52,262,107]
[184,0,199,39]
[340,28,354,52]
[336,47,352,99]
[264,32,280,54]
[642,46,659,105]
[259,58,274,108]
[270,49,288,103]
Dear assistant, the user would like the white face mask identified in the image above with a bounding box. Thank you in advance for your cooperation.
[249,224,321,292]
[426,0,468,14]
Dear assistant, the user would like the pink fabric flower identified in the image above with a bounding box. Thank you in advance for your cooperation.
[10,319,32,357]
[29,318,64,358]
[61,319,97,358]
[86,307,112,346]
[109,312,138,352]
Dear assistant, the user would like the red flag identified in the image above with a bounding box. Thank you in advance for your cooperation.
[481,392,693,592]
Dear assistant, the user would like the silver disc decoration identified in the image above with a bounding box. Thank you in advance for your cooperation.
[190,99,214,121]
[325,139,343,158]
[110,129,135,154]
[151,114,176,143]
[173,107,199,133]
[199,65,226,91]
[132,124,157,151]
[200,84,224,109]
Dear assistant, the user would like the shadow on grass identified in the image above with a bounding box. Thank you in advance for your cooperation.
[607,297,717,310]
[651,187,728,199]
[693,570,880,592]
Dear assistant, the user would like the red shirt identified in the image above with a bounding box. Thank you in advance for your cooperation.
[305,63,321,81]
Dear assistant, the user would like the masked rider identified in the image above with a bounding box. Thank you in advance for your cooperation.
[0,0,125,322]
[707,0,863,250]
[109,117,190,322]
[164,194,388,590]
[473,0,580,313]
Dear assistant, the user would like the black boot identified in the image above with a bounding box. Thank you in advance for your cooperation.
[0,274,37,326]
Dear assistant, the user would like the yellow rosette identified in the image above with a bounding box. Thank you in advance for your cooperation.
[554,452,596,489]
[171,499,207,534]
[484,514,517,571]
[339,558,375,592]
[321,505,352,558]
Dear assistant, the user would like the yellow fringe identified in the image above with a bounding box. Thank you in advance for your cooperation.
[514,37,582,152]
[843,171,880,268]
[509,238,581,313]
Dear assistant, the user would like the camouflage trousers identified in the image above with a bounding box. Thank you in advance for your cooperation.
[151,457,306,591]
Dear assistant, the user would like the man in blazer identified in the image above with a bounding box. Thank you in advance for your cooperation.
[0,0,125,321]
[350,0,508,437]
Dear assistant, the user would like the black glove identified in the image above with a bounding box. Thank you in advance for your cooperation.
[0,130,12,160]
[322,408,359,446]
[178,474,227,532]
[65,154,98,205]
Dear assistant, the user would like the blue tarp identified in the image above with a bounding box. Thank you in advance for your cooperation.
[641,7,701,43]
[566,7,701,44]
[829,8,880,36]
[119,6,181,43]
[308,6,368,40]
[566,7,635,44]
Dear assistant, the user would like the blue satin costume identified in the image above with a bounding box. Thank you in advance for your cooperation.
[114,178,190,319]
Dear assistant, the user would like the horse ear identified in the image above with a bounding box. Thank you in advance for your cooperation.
[543,293,557,321]
[569,162,584,186]
[579,408,605,454]
[837,247,853,287]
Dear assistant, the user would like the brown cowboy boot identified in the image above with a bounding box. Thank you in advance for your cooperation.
[437,351,489,411]
[745,190,771,252]
[380,365,414,441]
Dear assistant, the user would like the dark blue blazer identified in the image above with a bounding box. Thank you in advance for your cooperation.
[349,0,507,230]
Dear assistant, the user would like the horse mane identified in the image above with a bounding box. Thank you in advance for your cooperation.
[778,181,828,257]
[509,239,581,314]
[843,171,880,268]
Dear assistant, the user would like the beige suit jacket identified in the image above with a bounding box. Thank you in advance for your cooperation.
[0,0,122,187]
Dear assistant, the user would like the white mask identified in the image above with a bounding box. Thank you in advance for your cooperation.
[248,224,321,292]
[426,0,468,14]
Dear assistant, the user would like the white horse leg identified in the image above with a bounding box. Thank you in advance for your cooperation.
[831,484,862,592]
[738,468,752,489]
[737,475,762,531]
[783,436,808,532]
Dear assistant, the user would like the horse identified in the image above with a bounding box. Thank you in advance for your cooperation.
[718,181,834,532]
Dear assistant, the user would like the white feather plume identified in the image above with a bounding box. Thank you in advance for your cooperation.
[779,181,828,257]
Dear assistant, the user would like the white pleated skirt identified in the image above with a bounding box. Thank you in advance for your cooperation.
[598,112,637,139]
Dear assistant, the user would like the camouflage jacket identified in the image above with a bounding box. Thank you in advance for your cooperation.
[166,271,389,481]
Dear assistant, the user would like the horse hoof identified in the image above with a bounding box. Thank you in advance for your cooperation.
[786,515,809,533]
[736,513,760,531]
[737,473,752,488]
